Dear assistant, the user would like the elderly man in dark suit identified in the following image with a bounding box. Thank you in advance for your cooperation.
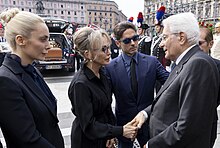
[132,12,219,148]
[105,21,169,148]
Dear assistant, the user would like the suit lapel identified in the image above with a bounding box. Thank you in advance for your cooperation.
[137,54,148,103]
[153,46,200,106]
[21,72,57,118]
[3,58,58,119]
[114,55,134,98]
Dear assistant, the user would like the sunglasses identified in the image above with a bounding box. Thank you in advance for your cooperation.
[121,35,139,44]
[101,45,110,53]
[198,40,206,46]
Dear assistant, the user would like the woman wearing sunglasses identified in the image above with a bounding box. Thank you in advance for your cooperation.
[105,21,169,148]
[68,27,138,148]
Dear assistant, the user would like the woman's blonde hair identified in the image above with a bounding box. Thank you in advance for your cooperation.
[73,27,111,60]
[0,8,44,50]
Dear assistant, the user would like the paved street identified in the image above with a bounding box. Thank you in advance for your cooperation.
[0,69,220,148]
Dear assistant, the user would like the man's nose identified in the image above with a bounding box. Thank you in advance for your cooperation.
[159,41,164,48]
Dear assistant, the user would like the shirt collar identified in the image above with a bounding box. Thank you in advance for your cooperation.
[7,53,36,76]
[122,52,138,65]
[175,44,196,65]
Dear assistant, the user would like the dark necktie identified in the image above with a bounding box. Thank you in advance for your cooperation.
[130,58,138,98]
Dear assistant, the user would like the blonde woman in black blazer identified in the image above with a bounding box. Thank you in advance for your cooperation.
[0,8,64,148]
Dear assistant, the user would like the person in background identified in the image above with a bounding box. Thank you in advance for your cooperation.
[136,12,151,55]
[199,27,214,54]
[0,45,6,66]
[105,21,169,148]
[151,6,172,93]
[0,8,64,148]
[0,22,6,42]
[132,12,219,148]
[68,27,138,148]
[199,26,220,147]
[110,33,120,59]
[211,22,220,60]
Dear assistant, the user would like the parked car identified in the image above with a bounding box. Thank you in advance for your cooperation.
[35,33,75,72]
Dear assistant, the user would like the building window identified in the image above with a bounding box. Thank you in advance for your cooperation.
[29,9,31,12]
[81,6,83,9]
[94,6,96,10]
[67,17,71,22]
[81,11,84,16]
[21,8,24,11]
[81,17,84,23]
[68,11,70,15]
[94,12,96,16]
[61,11,64,15]
[48,10,50,14]
[61,5,63,8]
[54,10,57,14]
[21,1,24,5]
[13,1,15,5]
[110,13,112,16]
[74,11,77,15]
[105,13,107,16]
[74,17,77,22]
[89,12,91,15]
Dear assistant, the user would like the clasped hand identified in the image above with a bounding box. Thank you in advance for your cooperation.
[123,111,147,140]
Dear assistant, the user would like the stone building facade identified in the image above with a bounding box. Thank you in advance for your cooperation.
[144,0,220,26]
[0,0,127,33]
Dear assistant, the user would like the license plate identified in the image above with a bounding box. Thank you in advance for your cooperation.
[46,65,62,69]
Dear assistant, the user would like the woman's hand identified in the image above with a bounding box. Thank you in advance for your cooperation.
[106,138,116,148]
[123,120,138,139]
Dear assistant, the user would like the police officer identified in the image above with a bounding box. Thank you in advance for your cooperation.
[137,23,151,55]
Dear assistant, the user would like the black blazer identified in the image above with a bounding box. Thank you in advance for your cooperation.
[0,55,64,148]
[68,64,122,148]
[145,46,219,148]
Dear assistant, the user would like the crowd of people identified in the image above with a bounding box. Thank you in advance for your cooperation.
[0,6,220,148]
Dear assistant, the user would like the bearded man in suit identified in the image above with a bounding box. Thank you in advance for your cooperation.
[132,12,219,148]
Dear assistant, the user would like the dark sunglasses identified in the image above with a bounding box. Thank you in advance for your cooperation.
[101,45,110,53]
[198,40,206,46]
[121,35,139,44]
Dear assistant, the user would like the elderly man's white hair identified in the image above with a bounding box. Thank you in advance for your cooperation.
[162,12,199,45]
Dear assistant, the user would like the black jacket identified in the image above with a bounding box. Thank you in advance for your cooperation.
[68,64,122,148]
[0,54,64,148]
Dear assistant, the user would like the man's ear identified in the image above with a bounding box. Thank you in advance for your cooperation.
[179,32,187,45]
[209,40,214,49]
[15,35,26,46]
[115,40,121,48]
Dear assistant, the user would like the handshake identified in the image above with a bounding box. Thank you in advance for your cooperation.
[122,111,147,139]
[106,112,147,148]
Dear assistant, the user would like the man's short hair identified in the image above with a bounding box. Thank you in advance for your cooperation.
[163,12,199,45]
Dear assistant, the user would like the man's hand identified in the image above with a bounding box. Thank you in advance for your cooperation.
[131,111,147,129]
[123,120,138,139]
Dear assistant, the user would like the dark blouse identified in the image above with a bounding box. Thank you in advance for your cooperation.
[68,63,122,148]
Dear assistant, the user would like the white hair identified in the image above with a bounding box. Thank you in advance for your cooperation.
[162,12,199,45]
